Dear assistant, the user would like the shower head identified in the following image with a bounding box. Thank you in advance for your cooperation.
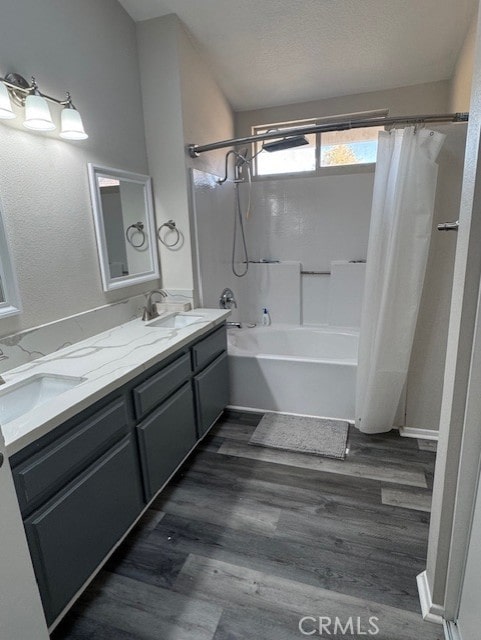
[262,135,309,152]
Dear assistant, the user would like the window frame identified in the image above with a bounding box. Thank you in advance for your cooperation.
[251,115,382,180]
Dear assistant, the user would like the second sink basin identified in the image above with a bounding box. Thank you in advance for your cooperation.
[148,314,204,329]
[0,373,85,426]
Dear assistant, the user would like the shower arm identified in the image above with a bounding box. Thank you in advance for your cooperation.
[188,112,469,158]
[217,149,237,184]
[217,149,249,184]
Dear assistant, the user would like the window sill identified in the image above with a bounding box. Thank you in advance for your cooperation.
[253,163,376,182]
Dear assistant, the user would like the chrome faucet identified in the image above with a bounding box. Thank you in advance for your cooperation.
[219,288,237,309]
[142,289,167,321]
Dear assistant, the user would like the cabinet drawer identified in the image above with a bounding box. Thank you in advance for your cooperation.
[194,352,229,437]
[136,383,197,500]
[24,436,143,626]
[191,325,227,372]
[133,352,191,420]
[13,398,129,515]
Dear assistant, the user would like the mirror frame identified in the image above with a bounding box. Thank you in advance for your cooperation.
[0,199,22,319]
[88,163,160,292]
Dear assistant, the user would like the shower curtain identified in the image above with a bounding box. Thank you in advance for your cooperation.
[355,126,445,434]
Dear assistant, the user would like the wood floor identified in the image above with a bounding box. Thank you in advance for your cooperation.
[52,411,442,640]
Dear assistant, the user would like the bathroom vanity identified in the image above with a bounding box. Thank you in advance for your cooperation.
[3,310,229,627]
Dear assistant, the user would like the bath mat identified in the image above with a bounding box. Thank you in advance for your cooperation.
[249,413,349,460]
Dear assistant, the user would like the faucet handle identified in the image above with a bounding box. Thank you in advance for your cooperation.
[219,287,237,309]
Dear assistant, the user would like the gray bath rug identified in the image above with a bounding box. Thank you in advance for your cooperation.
[249,413,349,460]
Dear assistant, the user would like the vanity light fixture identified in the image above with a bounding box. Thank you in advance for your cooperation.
[23,79,55,131]
[0,83,15,119]
[0,72,88,140]
[60,94,88,140]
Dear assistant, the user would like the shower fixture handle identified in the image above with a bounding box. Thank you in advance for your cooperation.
[437,220,459,231]
[219,287,237,309]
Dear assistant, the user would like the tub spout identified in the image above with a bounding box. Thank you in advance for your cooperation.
[226,321,242,329]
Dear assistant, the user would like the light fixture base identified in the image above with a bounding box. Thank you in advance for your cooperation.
[5,73,31,107]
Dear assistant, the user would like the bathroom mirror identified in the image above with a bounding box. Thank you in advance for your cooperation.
[88,164,160,291]
[0,202,21,319]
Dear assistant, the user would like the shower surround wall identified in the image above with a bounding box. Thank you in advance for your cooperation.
[193,168,374,326]
[244,172,374,324]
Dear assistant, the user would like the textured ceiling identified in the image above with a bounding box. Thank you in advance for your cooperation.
[118,0,477,111]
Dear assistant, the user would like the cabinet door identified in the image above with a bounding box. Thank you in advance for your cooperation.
[136,383,197,500]
[194,352,229,437]
[14,398,129,516]
[24,436,143,626]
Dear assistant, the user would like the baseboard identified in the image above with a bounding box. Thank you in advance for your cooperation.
[399,426,439,441]
[226,404,355,424]
[417,571,444,625]
[444,620,462,640]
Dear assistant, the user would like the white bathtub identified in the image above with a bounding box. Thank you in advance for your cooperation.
[228,325,358,420]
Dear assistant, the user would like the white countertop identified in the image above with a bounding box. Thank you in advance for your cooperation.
[1,309,230,457]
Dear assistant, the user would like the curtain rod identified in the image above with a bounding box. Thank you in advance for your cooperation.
[187,112,469,158]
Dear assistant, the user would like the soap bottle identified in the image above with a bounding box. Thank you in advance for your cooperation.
[261,308,271,326]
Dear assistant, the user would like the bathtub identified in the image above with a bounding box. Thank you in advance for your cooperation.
[227,325,358,420]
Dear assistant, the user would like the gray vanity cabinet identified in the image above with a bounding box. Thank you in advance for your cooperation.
[137,383,197,500]
[10,322,228,628]
[24,435,143,625]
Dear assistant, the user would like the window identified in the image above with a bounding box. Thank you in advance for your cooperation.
[320,127,384,167]
[252,116,384,177]
[253,123,317,175]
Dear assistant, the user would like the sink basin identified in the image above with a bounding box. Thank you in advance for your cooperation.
[0,374,85,425]
[148,314,204,329]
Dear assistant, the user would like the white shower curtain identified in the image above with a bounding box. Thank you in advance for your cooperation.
[355,127,445,434]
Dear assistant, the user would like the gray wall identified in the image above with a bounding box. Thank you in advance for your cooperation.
[235,80,451,138]
[137,14,234,296]
[0,0,155,338]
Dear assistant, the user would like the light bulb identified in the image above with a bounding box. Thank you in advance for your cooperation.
[60,106,88,140]
[0,83,15,120]
[23,94,55,131]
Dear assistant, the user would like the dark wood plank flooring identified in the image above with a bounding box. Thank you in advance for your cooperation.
[52,411,442,639]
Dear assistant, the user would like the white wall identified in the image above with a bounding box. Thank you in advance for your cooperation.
[450,9,479,112]
[137,14,234,297]
[0,0,154,338]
